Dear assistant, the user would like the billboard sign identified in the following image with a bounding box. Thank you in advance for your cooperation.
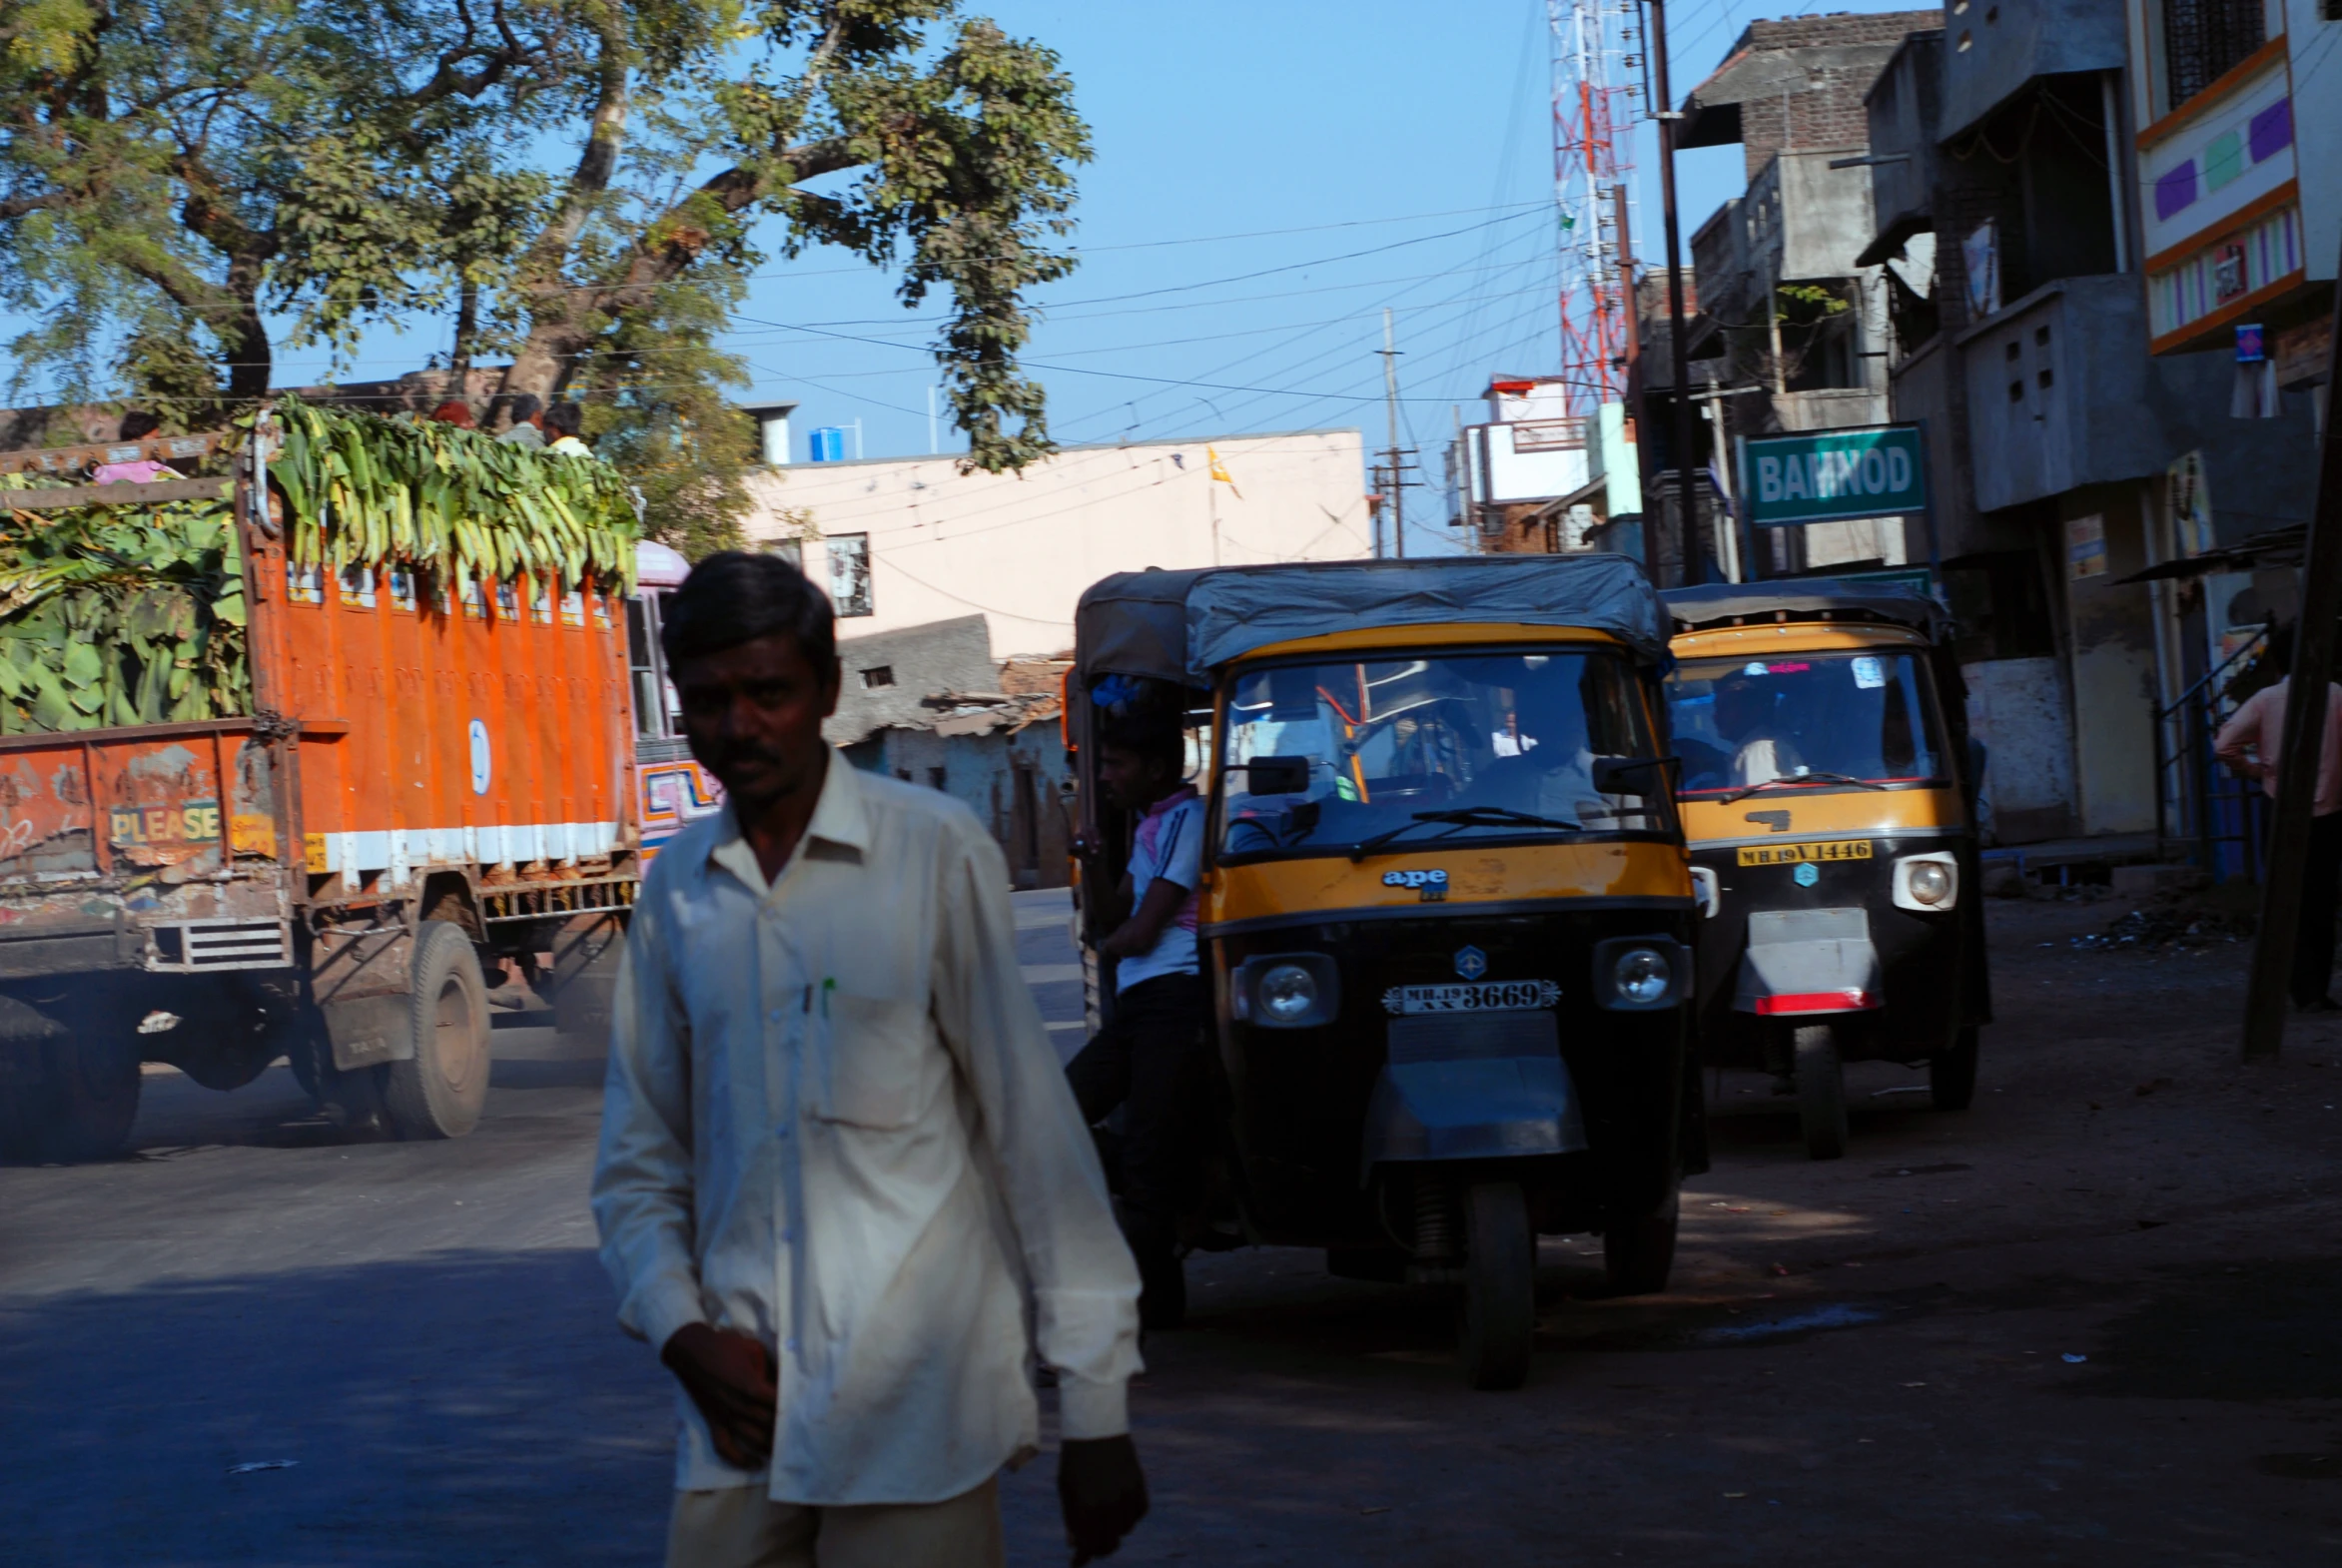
[1739,424,1928,528]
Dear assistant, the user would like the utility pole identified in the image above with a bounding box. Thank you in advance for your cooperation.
[1616,181,1664,586]
[1645,0,1703,587]
[1700,375,1741,583]
[1378,308,1414,559]
[2242,255,2342,1061]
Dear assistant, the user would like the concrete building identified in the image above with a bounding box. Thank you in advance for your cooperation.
[826,615,1075,889]
[739,428,1370,658]
[1675,11,1943,577]
[1857,0,2318,848]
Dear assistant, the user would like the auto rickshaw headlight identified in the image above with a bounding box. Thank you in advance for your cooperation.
[1614,947,1673,1006]
[1234,952,1339,1029]
[1893,852,1960,912]
[1593,935,1687,1011]
[1260,964,1319,1023]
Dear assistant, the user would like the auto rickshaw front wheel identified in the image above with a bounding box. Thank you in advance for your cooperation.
[1457,1179,1535,1391]
[1604,1192,1680,1295]
[1795,1024,1849,1161]
[1932,1027,1980,1112]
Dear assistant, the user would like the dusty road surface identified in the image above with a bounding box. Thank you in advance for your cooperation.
[4,888,2339,1565]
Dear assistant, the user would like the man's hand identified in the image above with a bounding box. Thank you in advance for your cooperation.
[1059,1434,1148,1565]
[661,1323,777,1471]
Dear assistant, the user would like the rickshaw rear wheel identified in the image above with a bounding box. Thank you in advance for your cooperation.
[1795,1024,1849,1161]
[1932,1026,1980,1111]
[1457,1179,1534,1390]
[1603,1192,1680,1295]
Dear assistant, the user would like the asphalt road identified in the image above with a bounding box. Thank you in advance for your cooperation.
[4,889,2341,1565]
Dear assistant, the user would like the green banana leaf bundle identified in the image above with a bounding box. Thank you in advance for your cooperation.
[267,395,639,593]
[0,474,248,734]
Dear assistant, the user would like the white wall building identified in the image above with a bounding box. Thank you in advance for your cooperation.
[740,427,1370,657]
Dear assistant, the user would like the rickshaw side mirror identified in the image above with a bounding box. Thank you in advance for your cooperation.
[1244,755,1313,795]
[1591,755,1680,796]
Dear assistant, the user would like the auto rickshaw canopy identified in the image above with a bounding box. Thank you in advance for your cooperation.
[1075,554,1670,688]
[1660,578,1952,642]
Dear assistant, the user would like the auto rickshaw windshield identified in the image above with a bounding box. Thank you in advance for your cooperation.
[1216,647,1667,858]
[1668,648,1949,798]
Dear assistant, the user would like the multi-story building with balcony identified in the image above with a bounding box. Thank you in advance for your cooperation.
[1857,0,2317,849]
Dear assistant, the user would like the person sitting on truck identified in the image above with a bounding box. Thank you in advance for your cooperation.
[543,401,593,456]
[429,399,476,428]
[1068,715,1210,1330]
[496,393,546,448]
[90,410,171,484]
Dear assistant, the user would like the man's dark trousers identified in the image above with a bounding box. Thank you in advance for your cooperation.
[2294,809,2342,1006]
[1066,973,1207,1312]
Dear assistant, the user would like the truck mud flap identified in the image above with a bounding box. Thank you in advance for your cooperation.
[322,994,413,1072]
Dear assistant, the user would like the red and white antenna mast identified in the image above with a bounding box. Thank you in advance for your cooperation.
[1548,0,1639,417]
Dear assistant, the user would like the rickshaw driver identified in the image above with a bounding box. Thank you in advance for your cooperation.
[1712,670,1806,787]
[1455,666,1601,820]
[1069,718,1211,1330]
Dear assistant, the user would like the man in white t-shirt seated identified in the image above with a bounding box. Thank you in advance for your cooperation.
[1069,718,1209,1330]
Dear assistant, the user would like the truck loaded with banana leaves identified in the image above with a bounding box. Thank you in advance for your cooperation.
[0,399,642,1160]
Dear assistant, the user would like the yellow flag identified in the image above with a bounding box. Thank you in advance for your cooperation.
[1206,445,1242,499]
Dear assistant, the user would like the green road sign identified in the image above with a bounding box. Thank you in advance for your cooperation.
[1739,424,1928,527]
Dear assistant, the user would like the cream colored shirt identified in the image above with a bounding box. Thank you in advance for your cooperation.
[2214,678,2342,816]
[592,752,1141,1504]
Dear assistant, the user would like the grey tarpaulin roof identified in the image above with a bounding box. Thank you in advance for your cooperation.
[1076,555,1669,685]
[1661,579,1952,641]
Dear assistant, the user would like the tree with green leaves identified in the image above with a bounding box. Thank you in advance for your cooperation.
[0,0,1090,550]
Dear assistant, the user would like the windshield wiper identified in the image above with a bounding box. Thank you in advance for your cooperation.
[1718,770,1889,805]
[1349,806,1584,862]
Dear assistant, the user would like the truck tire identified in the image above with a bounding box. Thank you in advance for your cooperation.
[382,921,492,1140]
[1,1039,141,1164]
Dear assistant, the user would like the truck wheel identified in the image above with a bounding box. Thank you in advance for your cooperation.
[1604,1191,1680,1296]
[1795,1024,1848,1161]
[382,921,492,1140]
[8,1039,142,1163]
[1933,1026,1980,1112]
[1457,1179,1534,1390]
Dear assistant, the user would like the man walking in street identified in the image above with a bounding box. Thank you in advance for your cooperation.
[1067,720,1210,1329]
[593,551,1148,1567]
[2216,627,2342,1010]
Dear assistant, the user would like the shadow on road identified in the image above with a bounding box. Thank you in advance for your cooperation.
[0,1249,674,1567]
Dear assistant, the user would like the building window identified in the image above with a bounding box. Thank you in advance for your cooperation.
[2163,0,2263,109]
[828,533,873,617]
[861,665,895,689]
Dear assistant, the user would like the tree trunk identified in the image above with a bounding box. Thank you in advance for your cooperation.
[218,257,274,406]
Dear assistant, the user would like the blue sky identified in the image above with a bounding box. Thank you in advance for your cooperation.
[9,0,1931,554]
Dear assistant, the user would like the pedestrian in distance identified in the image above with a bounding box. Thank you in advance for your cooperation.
[2215,625,2342,1011]
[543,400,593,456]
[592,551,1149,1568]
[497,392,547,448]
[429,398,476,428]
[1067,717,1210,1330]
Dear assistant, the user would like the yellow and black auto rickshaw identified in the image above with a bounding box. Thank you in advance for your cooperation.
[1661,581,1990,1160]
[1071,556,1701,1388]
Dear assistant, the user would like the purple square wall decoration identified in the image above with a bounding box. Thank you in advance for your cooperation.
[2155,161,2198,221]
[2249,98,2293,164]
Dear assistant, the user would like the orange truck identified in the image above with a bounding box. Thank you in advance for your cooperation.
[0,422,640,1159]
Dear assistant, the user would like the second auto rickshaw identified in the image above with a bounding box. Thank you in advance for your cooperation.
[1661,580,1990,1160]
[1072,555,1701,1389]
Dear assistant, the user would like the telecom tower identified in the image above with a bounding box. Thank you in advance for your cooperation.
[1548,0,1639,417]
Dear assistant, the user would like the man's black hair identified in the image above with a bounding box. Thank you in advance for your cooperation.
[1097,714,1184,777]
[659,549,838,672]
[543,401,585,439]
[507,392,544,423]
[118,409,160,441]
